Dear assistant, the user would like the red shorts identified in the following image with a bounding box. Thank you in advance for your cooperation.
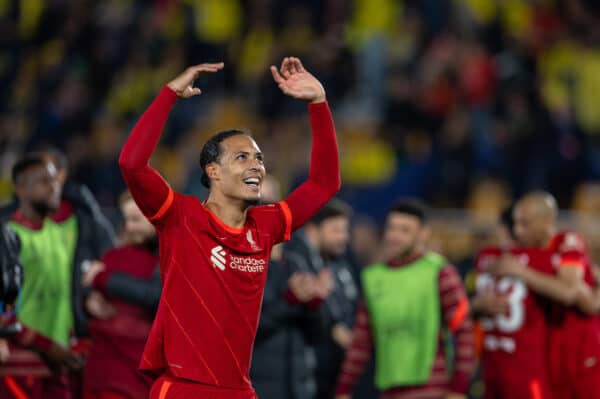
[0,374,71,399]
[84,390,130,399]
[150,374,257,399]
[484,377,550,399]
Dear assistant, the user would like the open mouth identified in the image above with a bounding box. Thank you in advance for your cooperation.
[243,177,261,191]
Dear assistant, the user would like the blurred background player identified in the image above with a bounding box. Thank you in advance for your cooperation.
[491,191,600,399]
[335,200,474,399]
[82,190,160,399]
[472,238,553,398]
[0,155,85,399]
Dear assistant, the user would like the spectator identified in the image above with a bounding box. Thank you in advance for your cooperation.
[284,198,358,399]
[251,244,332,399]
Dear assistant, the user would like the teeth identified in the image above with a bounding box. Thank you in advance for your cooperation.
[244,178,260,184]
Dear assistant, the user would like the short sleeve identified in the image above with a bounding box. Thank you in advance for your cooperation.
[555,232,587,270]
[147,190,182,230]
[250,201,293,244]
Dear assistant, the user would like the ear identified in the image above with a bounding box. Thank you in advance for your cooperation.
[419,226,431,245]
[206,163,220,183]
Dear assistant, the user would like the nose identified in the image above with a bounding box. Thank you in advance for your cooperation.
[248,158,263,171]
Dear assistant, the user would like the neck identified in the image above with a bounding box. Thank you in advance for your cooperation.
[19,203,45,225]
[390,247,423,265]
[541,228,557,248]
[205,191,248,229]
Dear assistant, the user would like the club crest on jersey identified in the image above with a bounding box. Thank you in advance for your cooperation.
[246,230,258,250]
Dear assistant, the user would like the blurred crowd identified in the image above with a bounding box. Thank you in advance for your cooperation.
[1,0,600,218]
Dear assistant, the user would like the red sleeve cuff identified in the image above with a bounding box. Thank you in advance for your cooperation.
[335,382,352,395]
[308,100,329,112]
[14,326,54,353]
[285,289,300,304]
[285,289,324,309]
[161,85,179,103]
[450,370,471,394]
[92,270,111,293]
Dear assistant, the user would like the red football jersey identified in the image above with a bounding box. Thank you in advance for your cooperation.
[475,246,552,397]
[545,231,600,385]
[140,193,292,390]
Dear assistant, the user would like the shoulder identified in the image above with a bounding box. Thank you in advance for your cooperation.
[360,262,387,279]
[474,246,502,271]
[1,224,20,253]
[248,203,286,218]
[551,230,587,253]
[153,193,200,225]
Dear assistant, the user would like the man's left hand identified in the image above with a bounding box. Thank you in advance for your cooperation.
[446,393,466,399]
[271,57,326,104]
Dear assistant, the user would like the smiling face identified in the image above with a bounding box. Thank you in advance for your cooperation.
[206,135,266,204]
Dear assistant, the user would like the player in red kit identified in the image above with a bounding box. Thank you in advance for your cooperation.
[474,246,553,399]
[491,192,600,399]
[118,57,340,399]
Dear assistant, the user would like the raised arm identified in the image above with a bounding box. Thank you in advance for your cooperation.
[118,63,223,219]
[271,58,341,229]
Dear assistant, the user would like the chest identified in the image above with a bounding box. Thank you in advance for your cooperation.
[165,215,272,297]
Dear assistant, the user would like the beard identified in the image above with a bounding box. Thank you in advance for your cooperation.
[244,197,260,206]
[31,200,57,218]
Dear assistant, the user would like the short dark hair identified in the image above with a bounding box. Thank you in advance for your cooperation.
[199,129,252,188]
[11,154,47,185]
[311,198,352,225]
[388,199,428,224]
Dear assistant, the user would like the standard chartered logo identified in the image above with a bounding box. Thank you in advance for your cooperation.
[210,246,227,270]
[210,246,265,273]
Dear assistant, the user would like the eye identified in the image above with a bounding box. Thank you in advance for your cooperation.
[236,153,247,161]
[256,154,264,163]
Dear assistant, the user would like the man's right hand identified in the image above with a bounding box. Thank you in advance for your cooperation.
[335,395,351,399]
[472,291,509,316]
[289,273,318,303]
[46,342,84,371]
[167,63,224,98]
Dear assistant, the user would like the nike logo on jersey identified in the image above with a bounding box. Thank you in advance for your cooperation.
[585,357,597,368]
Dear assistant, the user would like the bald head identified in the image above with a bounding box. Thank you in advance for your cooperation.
[518,191,558,221]
[513,191,558,247]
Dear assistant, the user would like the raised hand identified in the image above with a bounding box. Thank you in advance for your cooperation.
[167,63,224,98]
[270,57,326,103]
